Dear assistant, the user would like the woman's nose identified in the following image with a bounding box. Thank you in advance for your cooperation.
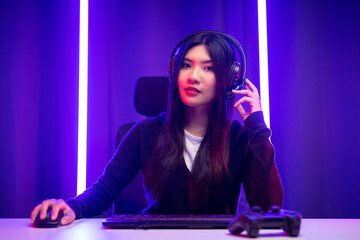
[188,66,200,83]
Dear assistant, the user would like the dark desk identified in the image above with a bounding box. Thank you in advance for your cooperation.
[1,218,359,240]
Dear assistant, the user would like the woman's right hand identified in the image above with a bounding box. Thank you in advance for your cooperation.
[30,199,76,226]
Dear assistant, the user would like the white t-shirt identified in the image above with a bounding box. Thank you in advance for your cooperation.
[183,129,203,171]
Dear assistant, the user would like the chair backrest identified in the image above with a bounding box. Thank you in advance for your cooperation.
[134,76,169,117]
[112,76,169,214]
[115,76,169,148]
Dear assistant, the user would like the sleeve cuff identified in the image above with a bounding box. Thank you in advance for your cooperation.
[243,111,268,131]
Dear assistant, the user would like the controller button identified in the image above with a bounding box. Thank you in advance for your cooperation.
[270,206,280,213]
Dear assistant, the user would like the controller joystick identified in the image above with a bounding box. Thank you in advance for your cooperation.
[228,206,302,238]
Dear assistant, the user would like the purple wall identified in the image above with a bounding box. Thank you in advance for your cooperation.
[1,0,359,218]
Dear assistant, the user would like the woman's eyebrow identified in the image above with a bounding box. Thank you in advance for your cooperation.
[183,58,213,64]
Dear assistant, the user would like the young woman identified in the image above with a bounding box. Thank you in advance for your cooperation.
[31,31,283,226]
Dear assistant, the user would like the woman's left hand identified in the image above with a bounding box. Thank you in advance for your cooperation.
[232,79,262,121]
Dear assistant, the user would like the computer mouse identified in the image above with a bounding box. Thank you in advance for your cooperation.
[33,208,64,228]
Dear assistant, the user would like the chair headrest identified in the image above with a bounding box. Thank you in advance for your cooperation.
[134,76,169,117]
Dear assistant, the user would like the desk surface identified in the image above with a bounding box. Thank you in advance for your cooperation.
[1,218,359,240]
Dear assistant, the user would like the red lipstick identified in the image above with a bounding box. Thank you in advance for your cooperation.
[185,86,200,93]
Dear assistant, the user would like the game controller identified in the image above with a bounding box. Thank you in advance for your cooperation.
[227,206,302,238]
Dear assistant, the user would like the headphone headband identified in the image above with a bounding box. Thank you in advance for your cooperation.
[168,30,246,97]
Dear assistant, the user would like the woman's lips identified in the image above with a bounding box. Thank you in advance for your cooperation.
[185,87,200,93]
[185,87,201,96]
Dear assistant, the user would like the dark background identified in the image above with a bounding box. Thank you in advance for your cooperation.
[1,0,359,218]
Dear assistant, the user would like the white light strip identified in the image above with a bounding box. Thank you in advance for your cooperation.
[257,0,270,128]
[77,0,89,195]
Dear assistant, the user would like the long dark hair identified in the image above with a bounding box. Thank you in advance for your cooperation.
[144,32,236,212]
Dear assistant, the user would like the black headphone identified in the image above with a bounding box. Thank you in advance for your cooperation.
[168,30,246,97]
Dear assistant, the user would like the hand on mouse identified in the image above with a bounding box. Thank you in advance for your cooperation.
[30,199,75,226]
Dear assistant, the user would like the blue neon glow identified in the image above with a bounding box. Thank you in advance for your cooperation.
[77,0,89,195]
[257,0,271,128]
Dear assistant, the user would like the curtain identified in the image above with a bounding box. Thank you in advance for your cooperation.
[268,0,360,217]
[1,0,359,218]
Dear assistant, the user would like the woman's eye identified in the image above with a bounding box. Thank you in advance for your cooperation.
[181,63,191,69]
[204,66,213,71]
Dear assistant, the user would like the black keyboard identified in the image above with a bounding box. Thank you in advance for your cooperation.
[103,214,235,229]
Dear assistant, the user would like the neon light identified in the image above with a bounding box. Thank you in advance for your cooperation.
[77,0,89,195]
[257,0,270,128]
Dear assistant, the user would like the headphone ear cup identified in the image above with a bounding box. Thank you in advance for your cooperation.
[168,55,175,78]
[228,61,244,93]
